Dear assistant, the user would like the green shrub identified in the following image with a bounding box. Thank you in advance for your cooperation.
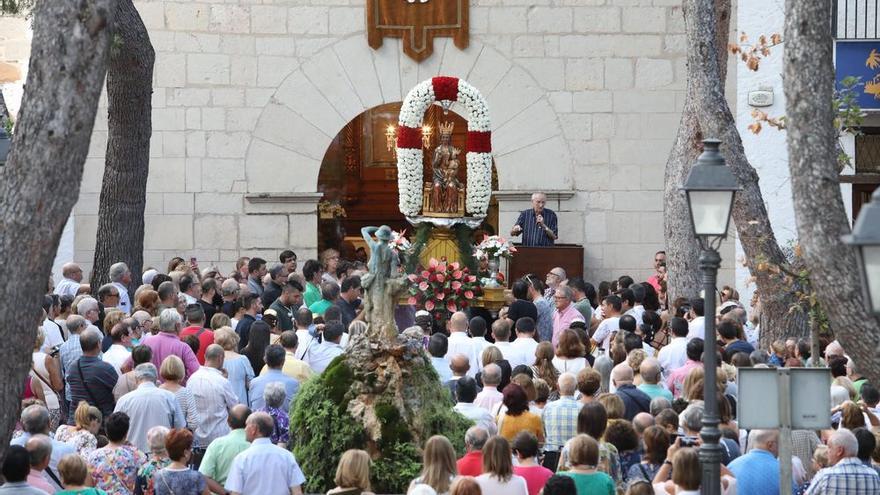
[290,352,472,493]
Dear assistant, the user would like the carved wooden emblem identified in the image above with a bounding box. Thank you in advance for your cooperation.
[367,0,468,63]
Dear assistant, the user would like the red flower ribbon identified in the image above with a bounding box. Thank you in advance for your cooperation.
[467,131,492,153]
[432,76,459,101]
[396,125,422,149]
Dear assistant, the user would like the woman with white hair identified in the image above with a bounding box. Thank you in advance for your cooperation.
[136,425,171,495]
[256,382,290,448]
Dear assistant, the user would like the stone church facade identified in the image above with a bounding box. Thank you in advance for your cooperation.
[3,0,739,284]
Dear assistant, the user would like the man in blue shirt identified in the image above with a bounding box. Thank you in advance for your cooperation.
[249,345,299,411]
[428,333,452,382]
[728,429,792,495]
[510,192,558,246]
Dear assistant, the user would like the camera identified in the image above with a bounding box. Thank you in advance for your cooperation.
[679,435,699,447]
[48,345,61,358]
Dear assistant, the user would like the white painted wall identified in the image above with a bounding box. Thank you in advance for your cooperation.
[736,0,863,310]
[735,0,792,307]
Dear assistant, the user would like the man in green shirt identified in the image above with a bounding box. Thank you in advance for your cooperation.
[199,404,252,492]
[636,358,674,402]
[567,277,594,321]
[308,281,339,316]
[302,260,324,308]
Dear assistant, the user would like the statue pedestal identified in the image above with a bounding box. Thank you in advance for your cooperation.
[420,227,460,267]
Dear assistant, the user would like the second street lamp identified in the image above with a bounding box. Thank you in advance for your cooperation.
[681,139,740,495]
[843,187,880,316]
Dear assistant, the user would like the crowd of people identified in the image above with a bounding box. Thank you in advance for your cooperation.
[6,248,880,494]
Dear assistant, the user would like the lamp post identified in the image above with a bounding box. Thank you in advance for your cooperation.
[843,187,880,316]
[681,139,740,495]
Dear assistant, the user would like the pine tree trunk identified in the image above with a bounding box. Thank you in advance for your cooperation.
[91,0,154,291]
[784,0,880,383]
[0,0,113,457]
[664,0,731,303]
[681,0,808,343]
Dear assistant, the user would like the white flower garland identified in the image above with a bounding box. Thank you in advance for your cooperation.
[397,77,492,218]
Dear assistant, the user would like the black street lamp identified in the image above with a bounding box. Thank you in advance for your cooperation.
[0,126,10,166]
[843,187,880,316]
[681,139,740,495]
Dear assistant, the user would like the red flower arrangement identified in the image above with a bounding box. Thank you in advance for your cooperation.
[407,257,482,321]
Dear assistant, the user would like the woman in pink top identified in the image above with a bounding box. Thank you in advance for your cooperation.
[512,432,554,495]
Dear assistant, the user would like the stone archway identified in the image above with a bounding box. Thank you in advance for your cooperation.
[244,35,572,195]
[241,36,572,260]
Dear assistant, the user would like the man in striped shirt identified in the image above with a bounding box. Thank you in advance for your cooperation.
[510,192,558,246]
[805,429,880,494]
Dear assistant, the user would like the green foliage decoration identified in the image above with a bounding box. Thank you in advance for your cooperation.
[290,352,472,494]
[405,222,433,273]
[454,224,477,272]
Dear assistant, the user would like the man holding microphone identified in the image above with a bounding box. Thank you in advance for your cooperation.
[510,192,558,246]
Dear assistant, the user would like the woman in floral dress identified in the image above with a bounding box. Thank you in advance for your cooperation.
[55,401,101,456]
[135,426,171,495]
[256,382,290,447]
[86,412,147,495]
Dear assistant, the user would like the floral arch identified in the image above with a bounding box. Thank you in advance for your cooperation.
[395,76,492,219]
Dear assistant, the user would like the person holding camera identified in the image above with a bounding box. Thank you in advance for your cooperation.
[305,321,345,374]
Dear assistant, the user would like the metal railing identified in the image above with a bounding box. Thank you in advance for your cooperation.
[835,0,880,39]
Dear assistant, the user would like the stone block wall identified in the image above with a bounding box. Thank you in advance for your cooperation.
[10,0,737,286]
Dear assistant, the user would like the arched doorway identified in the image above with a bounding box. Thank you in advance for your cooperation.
[316,102,498,256]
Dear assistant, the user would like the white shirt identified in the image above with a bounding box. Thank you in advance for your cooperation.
[225,437,306,494]
[592,316,620,351]
[472,336,493,355]
[102,344,131,375]
[476,473,528,495]
[294,329,316,360]
[744,322,760,347]
[54,278,80,298]
[306,341,344,374]
[187,366,239,447]
[473,388,504,412]
[111,282,132,315]
[625,304,645,324]
[182,292,198,306]
[511,337,539,366]
[40,318,65,354]
[494,341,528,369]
[552,356,588,375]
[687,316,705,340]
[657,336,688,376]
[446,331,481,377]
[454,402,498,435]
[114,382,185,452]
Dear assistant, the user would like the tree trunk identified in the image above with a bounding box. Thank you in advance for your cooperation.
[0,0,113,458]
[91,0,154,291]
[681,0,809,344]
[664,0,730,303]
[784,0,880,383]
[0,90,9,124]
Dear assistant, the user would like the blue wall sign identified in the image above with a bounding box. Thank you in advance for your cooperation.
[836,41,880,110]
